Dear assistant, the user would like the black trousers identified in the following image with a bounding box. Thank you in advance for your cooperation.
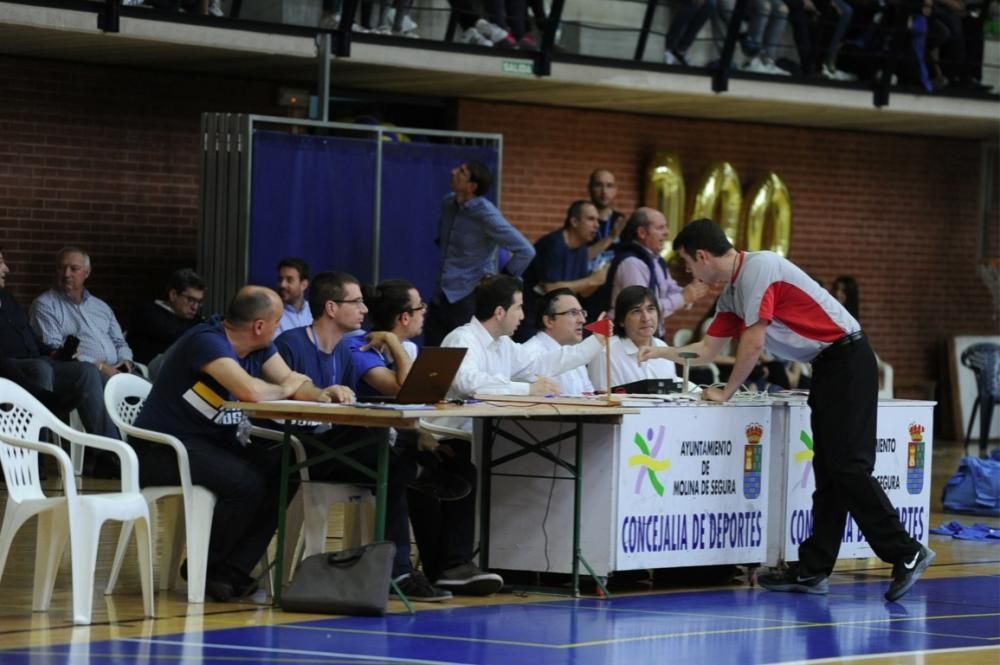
[424,290,476,347]
[407,437,477,582]
[798,336,918,574]
[134,435,285,576]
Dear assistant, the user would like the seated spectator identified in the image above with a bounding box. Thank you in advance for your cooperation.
[276,272,452,602]
[521,288,595,395]
[447,1,515,46]
[664,0,719,66]
[0,249,118,474]
[277,257,313,335]
[133,286,334,602]
[128,268,206,365]
[733,0,791,75]
[29,247,134,381]
[516,200,608,342]
[589,286,678,392]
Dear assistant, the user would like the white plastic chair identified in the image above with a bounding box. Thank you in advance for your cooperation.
[102,373,217,604]
[672,328,694,347]
[878,358,894,399]
[0,378,154,625]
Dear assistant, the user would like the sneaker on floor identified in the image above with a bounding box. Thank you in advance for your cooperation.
[207,0,224,17]
[757,566,829,594]
[742,56,771,74]
[664,50,679,66]
[461,26,493,47]
[517,34,538,50]
[822,64,857,81]
[762,60,790,76]
[436,562,504,596]
[885,545,935,602]
[494,33,517,48]
[392,572,453,603]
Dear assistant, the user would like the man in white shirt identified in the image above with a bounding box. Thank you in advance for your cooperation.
[276,257,313,334]
[424,275,605,597]
[522,288,594,395]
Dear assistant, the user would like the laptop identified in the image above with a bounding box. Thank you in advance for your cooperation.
[356,347,467,405]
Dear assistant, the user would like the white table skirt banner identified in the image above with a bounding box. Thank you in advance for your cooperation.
[615,404,772,570]
[771,400,933,564]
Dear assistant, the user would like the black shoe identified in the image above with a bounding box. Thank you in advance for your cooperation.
[391,571,453,602]
[885,545,935,602]
[204,575,235,602]
[408,468,472,502]
[435,562,504,596]
[758,566,829,594]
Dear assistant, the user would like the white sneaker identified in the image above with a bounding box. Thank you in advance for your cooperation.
[382,8,418,33]
[475,18,509,45]
[762,60,790,76]
[822,64,857,81]
[461,26,492,46]
[664,50,679,66]
[742,56,771,74]
[207,0,224,17]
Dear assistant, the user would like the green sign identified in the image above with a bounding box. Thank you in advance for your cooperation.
[502,60,534,76]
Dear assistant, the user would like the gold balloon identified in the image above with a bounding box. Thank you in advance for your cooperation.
[692,162,742,247]
[644,152,685,260]
[741,173,792,256]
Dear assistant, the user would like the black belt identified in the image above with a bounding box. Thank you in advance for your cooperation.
[815,330,865,363]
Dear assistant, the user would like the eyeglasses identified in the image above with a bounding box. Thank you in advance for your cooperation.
[180,294,203,307]
[405,302,428,313]
[552,308,587,319]
[332,298,365,306]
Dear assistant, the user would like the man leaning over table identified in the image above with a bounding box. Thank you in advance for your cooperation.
[133,285,333,602]
[275,271,453,603]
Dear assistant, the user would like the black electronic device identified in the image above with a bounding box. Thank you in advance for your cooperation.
[52,335,80,362]
[356,347,467,404]
[611,378,682,395]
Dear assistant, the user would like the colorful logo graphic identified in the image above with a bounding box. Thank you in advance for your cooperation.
[630,426,670,496]
[743,423,764,499]
[907,422,925,495]
[794,429,814,490]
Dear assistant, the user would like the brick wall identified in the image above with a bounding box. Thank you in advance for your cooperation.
[0,56,279,319]
[457,99,1000,405]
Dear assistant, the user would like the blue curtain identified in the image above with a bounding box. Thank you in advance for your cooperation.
[379,142,499,302]
[248,130,499,307]
[248,131,377,286]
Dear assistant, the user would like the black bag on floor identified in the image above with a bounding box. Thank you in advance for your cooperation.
[281,541,395,616]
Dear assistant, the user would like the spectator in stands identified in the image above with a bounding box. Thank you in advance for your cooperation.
[447,1,516,46]
[424,161,535,346]
[831,275,860,319]
[133,286,334,602]
[815,0,856,79]
[782,0,818,77]
[664,0,719,66]
[433,275,605,592]
[275,272,452,603]
[0,248,118,442]
[485,0,539,48]
[516,200,609,342]
[276,257,313,335]
[601,208,709,335]
[128,268,206,365]
[724,0,790,75]
[30,247,134,381]
[586,168,628,270]
[588,286,677,392]
[522,288,595,395]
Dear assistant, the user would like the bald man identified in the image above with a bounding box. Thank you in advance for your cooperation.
[134,286,333,602]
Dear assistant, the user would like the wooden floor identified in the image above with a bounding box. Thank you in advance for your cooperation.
[0,439,997,664]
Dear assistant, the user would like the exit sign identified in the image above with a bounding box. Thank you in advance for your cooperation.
[502,60,534,76]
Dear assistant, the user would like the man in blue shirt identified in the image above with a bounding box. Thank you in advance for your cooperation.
[516,200,609,342]
[276,257,313,335]
[424,161,535,345]
[276,272,452,602]
[134,285,333,602]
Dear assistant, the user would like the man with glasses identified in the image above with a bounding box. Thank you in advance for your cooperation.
[128,268,207,365]
[516,200,608,342]
[275,272,453,603]
[522,288,595,395]
[425,161,534,346]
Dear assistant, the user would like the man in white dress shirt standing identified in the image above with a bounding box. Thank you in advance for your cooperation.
[522,288,594,395]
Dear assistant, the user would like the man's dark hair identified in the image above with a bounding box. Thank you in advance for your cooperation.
[563,200,592,229]
[167,268,205,296]
[226,288,274,325]
[277,257,310,281]
[612,285,659,338]
[832,275,860,320]
[309,271,360,318]
[536,287,577,329]
[366,278,416,332]
[672,218,734,258]
[619,209,652,246]
[466,161,493,197]
[474,274,522,321]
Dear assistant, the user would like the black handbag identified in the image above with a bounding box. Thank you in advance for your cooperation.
[280,541,396,616]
